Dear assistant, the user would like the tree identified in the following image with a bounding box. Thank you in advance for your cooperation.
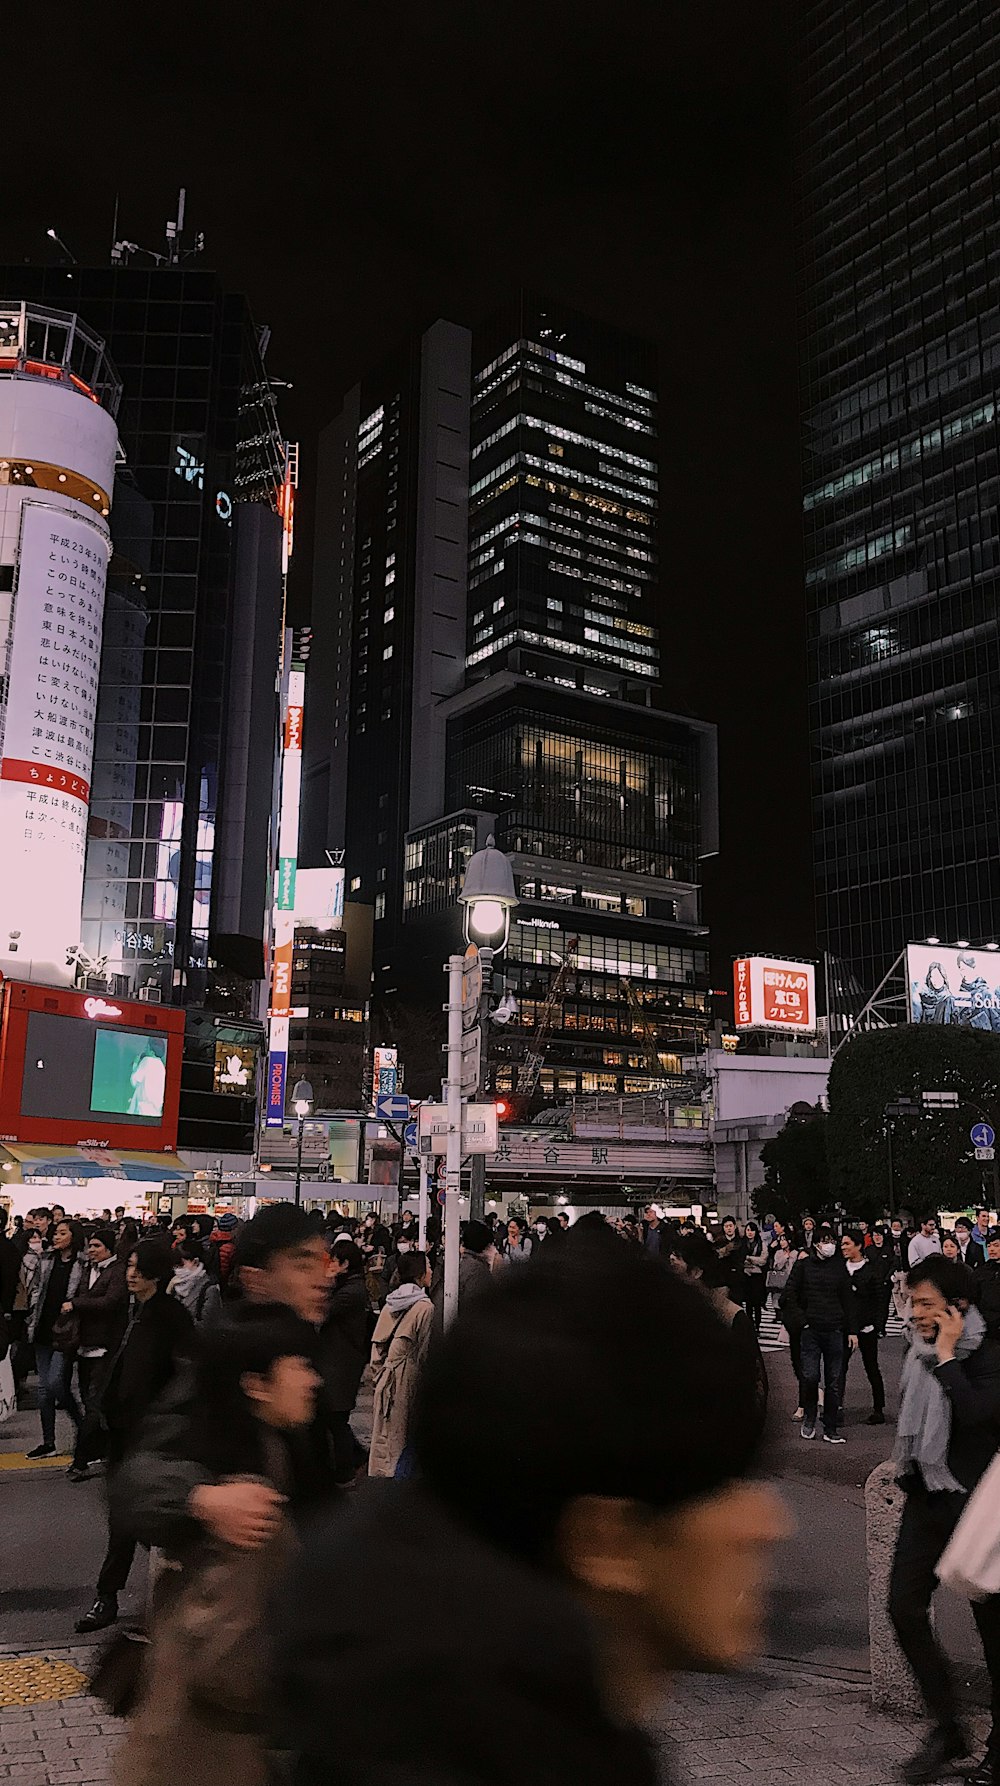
[755,1104,830,1228]
[826,1026,1000,1220]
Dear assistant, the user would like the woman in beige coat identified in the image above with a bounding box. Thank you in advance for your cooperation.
[368,1250,434,1478]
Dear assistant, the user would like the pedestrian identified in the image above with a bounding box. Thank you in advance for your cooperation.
[430,1219,495,1317]
[318,1239,371,1484]
[715,1216,747,1305]
[24,1217,85,1459]
[669,1231,769,1418]
[65,1225,129,1481]
[976,1228,1000,1339]
[0,1206,21,1325]
[113,1303,321,1786]
[741,1221,768,1332]
[955,1216,983,1273]
[888,1254,1000,1786]
[909,1215,942,1269]
[503,1216,533,1264]
[169,1238,222,1325]
[641,1202,666,1256]
[868,1224,894,1335]
[271,1243,786,1786]
[766,1232,798,1313]
[76,1237,193,1633]
[368,1249,434,1478]
[801,1215,817,1253]
[839,1230,886,1425]
[970,1209,994,1260]
[207,1211,239,1286]
[781,1227,857,1443]
[111,1203,336,1564]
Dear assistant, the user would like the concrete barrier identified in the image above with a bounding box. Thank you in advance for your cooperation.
[865,1459,927,1714]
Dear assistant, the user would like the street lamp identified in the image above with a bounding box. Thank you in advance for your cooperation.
[459,838,519,1224]
[292,1077,313,1209]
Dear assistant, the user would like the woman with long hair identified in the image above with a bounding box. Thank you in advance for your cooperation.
[741,1221,768,1333]
[24,1217,85,1458]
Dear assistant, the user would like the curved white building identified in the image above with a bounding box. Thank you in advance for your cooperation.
[0,303,121,983]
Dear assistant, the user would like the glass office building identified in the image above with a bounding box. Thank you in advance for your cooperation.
[800,2,1000,990]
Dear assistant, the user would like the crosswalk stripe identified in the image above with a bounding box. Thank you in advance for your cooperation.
[754,1309,906,1353]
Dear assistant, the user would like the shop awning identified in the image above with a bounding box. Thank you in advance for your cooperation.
[0,1144,192,1183]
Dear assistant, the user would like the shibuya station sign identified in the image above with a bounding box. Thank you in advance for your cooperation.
[733,956,816,1033]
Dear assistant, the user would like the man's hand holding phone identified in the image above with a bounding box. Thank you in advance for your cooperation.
[933,1302,964,1365]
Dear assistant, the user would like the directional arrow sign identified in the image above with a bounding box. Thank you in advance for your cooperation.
[376,1093,411,1122]
[403,1120,418,1150]
[971,1122,996,1150]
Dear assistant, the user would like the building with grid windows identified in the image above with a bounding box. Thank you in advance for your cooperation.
[800,2,1000,993]
[305,296,717,1101]
[0,261,286,1153]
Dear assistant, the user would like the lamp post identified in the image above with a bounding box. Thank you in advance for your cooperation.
[292,1077,313,1208]
[459,838,518,1224]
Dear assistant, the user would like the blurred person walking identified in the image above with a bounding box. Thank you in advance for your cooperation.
[113,1304,320,1786]
[368,1250,433,1478]
[169,1239,222,1326]
[24,1217,85,1459]
[317,1239,371,1484]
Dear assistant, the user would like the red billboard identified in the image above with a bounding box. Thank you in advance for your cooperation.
[733,957,816,1032]
[0,980,185,1149]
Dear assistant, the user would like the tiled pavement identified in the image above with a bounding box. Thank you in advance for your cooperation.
[2,1647,987,1785]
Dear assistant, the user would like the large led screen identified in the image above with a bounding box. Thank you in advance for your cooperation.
[21,1012,168,1126]
[906,945,1000,1030]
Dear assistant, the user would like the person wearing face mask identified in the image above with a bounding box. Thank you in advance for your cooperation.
[781,1228,857,1443]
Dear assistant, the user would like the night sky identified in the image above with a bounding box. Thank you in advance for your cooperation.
[5,0,812,981]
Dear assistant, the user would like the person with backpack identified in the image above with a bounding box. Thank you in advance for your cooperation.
[207,1212,239,1287]
[169,1239,222,1326]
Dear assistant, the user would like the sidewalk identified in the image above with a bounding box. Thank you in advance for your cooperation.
[2,1646,986,1785]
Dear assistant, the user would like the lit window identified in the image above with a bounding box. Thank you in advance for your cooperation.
[350,876,361,891]
[384,606,394,623]
[383,644,393,660]
[374,893,386,920]
[492,597,504,613]
[547,598,563,612]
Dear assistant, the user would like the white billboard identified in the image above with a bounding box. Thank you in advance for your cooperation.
[294,867,345,929]
[907,944,1000,1030]
[733,956,817,1033]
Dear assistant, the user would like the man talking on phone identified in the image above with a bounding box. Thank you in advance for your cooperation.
[889,1254,1000,1786]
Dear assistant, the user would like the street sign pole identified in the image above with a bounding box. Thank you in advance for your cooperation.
[417,1154,430,1253]
[469,946,493,1223]
[443,953,465,1329]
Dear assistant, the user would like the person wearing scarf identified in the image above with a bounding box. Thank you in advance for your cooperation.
[889,1255,1000,1786]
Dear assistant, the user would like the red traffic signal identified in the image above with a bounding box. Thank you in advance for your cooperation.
[495,1098,509,1118]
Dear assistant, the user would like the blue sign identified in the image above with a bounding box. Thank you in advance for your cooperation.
[376,1093,411,1122]
[265,1051,287,1128]
[403,1121,418,1150]
[971,1122,996,1150]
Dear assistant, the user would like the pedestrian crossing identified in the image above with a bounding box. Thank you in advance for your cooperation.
[755,1306,906,1353]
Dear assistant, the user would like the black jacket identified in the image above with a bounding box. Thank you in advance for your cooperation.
[272,1483,660,1786]
[782,1254,857,1335]
[71,1257,130,1353]
[0,1234,19,1317]
[317,1271,371,1411]
[934,1335,1000,1491]
[976,1260,1000,1339]
[98,1291,193,1445]
[843,1257,882,1332]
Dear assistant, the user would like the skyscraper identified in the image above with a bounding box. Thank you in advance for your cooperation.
[800,2,1000,992]
[306,296,717,1102]
[0,256,286,1156]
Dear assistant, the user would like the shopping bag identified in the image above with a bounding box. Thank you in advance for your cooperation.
[936,1449,1000,1600]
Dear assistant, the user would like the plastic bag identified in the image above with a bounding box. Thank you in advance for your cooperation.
[936,1449,1000,1600]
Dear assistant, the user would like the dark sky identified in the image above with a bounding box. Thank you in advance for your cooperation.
[5,0,813,981]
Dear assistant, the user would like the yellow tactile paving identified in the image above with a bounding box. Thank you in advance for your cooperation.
[0,1655,87,1705]
[0,1451,71,1470]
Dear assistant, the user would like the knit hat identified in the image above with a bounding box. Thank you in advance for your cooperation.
[214,1212,238,1232]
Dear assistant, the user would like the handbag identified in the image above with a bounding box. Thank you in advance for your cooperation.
[52,1307,80,1355]
[936,1449,1000,1600]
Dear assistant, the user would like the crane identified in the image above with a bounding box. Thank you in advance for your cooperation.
[619,975,672,1087]
[515,938,579,1098]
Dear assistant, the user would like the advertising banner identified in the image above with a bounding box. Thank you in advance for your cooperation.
[733,957,816,1032]
[906,944,1000,1029]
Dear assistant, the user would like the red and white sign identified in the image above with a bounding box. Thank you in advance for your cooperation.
[733,957,816,1032]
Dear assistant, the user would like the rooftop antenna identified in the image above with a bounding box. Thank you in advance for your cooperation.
[46,227,77,265]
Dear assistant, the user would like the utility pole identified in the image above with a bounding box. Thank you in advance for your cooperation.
[443,954,464,1328]
[469,946,493,1223]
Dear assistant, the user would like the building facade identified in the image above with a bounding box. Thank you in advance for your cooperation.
[306,296,717,1103]
[800,1,1000,992]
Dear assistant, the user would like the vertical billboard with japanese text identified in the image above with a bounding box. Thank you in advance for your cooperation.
[906,944,1000,1029]
[733,957,816,1032]
[265,662,305,1125]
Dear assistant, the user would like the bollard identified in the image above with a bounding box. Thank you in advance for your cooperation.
[865,1459,927,1714]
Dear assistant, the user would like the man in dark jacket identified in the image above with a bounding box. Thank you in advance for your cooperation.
[889,1255,1000,1786]
[782,1228,857,1442]
[110,1202,336,1561]
[75,1236,193,1633]
[318,1239,371,1483]
[66,1227,129,1478]
[839,1230,887,1423]
[977,1228,1000,1339]
[430,1219,494,1319]
[0,1207,19,1321]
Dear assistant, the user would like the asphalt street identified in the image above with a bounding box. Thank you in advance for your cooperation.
[0,1337,990,1708]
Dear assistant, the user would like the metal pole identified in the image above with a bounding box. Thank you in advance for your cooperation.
[443,953,464,1329]
[418,1155,430,1253]
[886,1119,895,1220]
[295,1115,304,1208]
[469,947,493,1223]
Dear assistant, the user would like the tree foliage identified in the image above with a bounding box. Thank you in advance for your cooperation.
[826,1026,1000,1219]
[755,1107,830,1227]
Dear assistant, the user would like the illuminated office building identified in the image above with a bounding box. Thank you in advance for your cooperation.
[800,3,1000,988]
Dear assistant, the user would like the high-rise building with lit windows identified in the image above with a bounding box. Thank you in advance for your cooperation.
[800,2,1000,990]
[306,296,717,1104]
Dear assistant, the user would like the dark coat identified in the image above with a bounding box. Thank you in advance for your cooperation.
[317,1271,371,1412]
[782,1254,857,1335]
[71,1257,130,1353]
[430,1249,492,1319]
[934,1335,1000,1491]
[976,1260,1000,1339]
[271,1484,659,1786]
[0,1233,20,1316]
[843,1258,882,1332]
[99,1291,193,1448]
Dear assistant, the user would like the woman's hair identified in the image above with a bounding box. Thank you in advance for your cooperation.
[177,1237,206,1265]
[115,1219,140,1260]
[671,1230,727,1288]
[332,1240,364,1274]
[130,1236,176,1288]
[55,1218,86,1256]
[189,1303,317,1476]
[397,1250,429,1285]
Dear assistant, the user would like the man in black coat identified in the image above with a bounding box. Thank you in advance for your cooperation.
[839,1230,887,1423]
[889,1255,1000,1786]
[0,1207,19,1322]
[65,1226,129,1477]
[781,1229,857,1442]
[976,1228,1000,1340]
[75,1236,193,1633]
[317,1239,371,1483]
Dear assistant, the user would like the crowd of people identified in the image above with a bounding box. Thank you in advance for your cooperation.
[1,1192,999,1785]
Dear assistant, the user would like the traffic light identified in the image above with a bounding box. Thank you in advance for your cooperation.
[495,1097,509,1119]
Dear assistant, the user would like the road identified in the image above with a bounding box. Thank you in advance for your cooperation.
[0,1336,990,1707]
